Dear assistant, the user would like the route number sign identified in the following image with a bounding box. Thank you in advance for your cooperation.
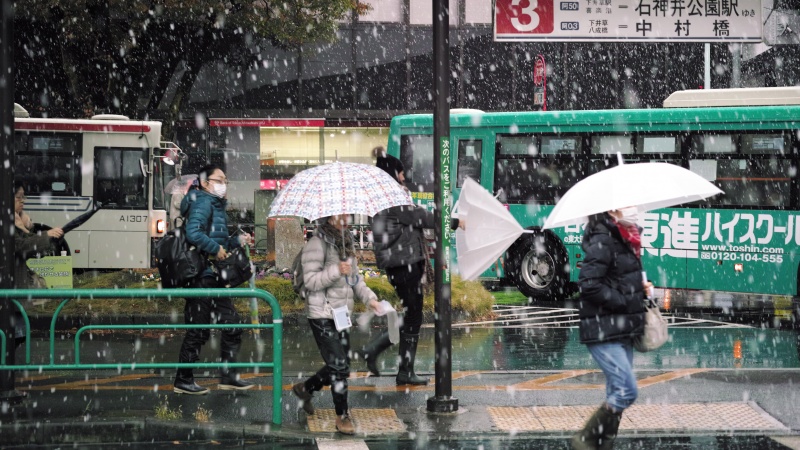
[494,0,762,42]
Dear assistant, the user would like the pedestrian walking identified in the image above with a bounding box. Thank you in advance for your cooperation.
[360,147,462,386]
[571,207,652,450]
[173,164,254,395]
[291,214,382,435]
[13,180,65,353]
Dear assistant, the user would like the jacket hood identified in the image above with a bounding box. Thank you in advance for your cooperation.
[179,188,225,217]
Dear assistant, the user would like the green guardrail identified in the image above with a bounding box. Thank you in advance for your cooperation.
[0,288,283,425]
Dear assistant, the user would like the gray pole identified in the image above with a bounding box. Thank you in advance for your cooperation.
[0,0,20,401]
[427,0,457,414]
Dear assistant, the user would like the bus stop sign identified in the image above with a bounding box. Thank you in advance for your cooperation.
[494,0,762,42]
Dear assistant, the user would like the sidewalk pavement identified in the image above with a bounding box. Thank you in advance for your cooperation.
[2,368,799,448]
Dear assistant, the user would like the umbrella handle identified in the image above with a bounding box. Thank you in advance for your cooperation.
[521,230,536,234]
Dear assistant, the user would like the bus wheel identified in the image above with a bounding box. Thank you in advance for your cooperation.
[507,233,569,302]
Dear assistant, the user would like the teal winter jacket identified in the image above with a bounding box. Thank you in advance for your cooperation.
[180,188,240,277]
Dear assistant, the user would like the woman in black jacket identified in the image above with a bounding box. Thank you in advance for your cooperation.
[571,207,652,450]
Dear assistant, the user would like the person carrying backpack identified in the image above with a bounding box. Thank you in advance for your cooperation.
[291,214,382,435]
[173,164,254,395]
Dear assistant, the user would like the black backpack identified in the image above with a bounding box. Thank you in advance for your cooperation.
[155,205,206,288]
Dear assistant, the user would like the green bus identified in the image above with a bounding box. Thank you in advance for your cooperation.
[386,87,800,301]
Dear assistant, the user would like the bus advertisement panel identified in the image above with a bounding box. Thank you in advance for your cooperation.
[386,88,800,301]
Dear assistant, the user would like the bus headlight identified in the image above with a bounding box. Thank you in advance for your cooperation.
[156,219,166,234]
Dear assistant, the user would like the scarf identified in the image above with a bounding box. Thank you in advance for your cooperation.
[317,222,356,260]
[615,221,642,258]
[15,212,33,234]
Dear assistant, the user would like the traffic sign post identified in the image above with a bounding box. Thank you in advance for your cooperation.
[533,55,547,111]
[494,0,762,42]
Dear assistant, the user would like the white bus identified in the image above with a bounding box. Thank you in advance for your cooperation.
[13,104,177,270]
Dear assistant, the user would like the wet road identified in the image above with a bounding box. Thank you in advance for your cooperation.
[24,288,798,375]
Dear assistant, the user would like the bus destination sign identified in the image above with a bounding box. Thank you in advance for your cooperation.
[494,0,762,42]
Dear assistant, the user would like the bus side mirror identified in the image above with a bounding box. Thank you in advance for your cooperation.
[139,158,148,178]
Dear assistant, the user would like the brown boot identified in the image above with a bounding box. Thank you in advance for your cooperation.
[292,382,315,415]
[335,412,355,435]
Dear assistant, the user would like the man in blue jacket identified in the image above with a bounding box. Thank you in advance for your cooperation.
[174,164,254,395]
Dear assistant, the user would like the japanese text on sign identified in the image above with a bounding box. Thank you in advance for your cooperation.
[494,0,761,42]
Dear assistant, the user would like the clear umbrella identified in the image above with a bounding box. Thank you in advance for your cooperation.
[542,157,724,229]
[164,174,197,195]
[454,177,533,281]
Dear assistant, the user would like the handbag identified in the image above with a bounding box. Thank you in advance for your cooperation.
[155,226,206,288]
[212,246,253,288]
[633,298,669,352]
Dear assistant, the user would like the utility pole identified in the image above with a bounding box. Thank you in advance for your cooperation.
[0,0,22,403]
[427,0,457,414]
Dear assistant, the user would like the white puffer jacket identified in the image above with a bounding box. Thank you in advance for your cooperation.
[301,232,376,320]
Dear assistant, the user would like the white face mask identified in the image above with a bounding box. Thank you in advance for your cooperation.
[211,183,227,198]
[616,206,639,225]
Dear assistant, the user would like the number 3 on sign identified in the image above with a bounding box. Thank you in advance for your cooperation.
[511,0,540,31]
[496,0,554,35]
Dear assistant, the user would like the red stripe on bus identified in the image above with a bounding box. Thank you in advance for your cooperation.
[15,123,151,133]
[209,119,325,128]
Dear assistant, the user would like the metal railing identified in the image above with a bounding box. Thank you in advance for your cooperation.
[0,288,283,425]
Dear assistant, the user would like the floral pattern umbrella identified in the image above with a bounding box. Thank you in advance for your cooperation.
[268,161,413,221]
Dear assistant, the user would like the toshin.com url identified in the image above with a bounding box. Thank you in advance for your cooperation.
[700,244,785,263]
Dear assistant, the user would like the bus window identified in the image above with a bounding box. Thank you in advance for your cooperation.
[710,158,792,207]
[638,136,679,154]
[95,148,147,208]
[540,136,581,155]
[690,134,736,153]
[15,133,82,196]
[591,135,633,154]
[400,134,434,193]
[741,134,790,154]
[498,135,537,156]
[456,139,482,187]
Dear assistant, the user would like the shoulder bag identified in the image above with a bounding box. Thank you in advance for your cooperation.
[633,298,669,352]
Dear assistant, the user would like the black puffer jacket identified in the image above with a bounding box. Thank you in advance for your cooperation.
[372,204,435,269]
[577,214,647,344]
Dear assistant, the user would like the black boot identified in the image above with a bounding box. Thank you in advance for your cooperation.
[174,369,209,395]
[396,332,428,386]
[571,404,620,450]
[357,332,393,376]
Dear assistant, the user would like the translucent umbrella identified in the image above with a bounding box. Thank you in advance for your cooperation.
[164,174,197,195]
[454,177,533,281]
[542,159,724,229]
[268,161,412,221]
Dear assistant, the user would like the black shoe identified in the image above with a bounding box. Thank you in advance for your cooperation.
[173,381,210,395]
[219,377,254,391]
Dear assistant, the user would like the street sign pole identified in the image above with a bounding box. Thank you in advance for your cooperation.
[0,0,21,402]
[427,0,458,414]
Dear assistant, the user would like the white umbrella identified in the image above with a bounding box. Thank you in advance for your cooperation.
[542,160,724,229]
[268,161,412,221]
[455,178,533,280]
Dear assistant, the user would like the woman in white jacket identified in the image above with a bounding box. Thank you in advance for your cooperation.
[291,214,381,435]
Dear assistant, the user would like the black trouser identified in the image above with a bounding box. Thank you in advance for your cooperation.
[176,276,243,382]
[303,318,350,416]
[386,261,425,335]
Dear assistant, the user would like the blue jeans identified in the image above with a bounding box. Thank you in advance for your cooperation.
[587,339,638,412]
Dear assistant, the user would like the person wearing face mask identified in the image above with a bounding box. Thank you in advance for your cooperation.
[173,164,254,395]
[571,206,652,450]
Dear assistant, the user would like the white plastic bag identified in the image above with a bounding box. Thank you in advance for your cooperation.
[633,298,669,352]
